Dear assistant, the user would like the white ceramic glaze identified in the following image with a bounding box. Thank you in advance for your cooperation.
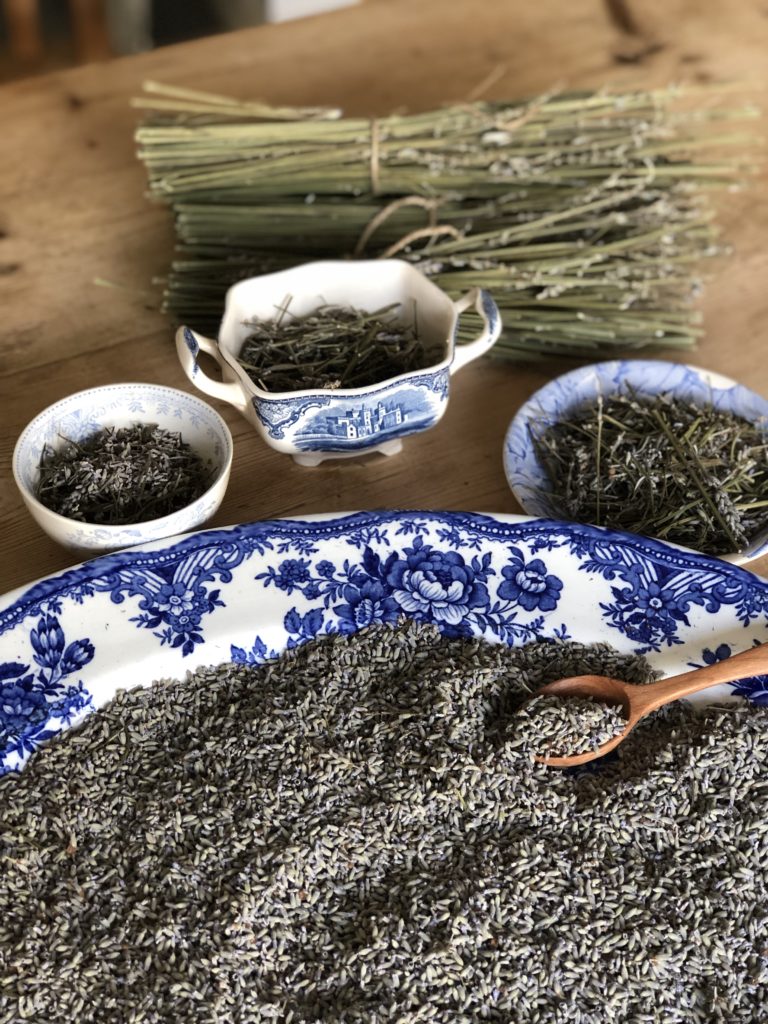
[13,383,233,553]
[503,359,768,565]
[176,259,501,466]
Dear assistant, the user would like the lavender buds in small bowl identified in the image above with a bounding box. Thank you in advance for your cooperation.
[13,384,233,553]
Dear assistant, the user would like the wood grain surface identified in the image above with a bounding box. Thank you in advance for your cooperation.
[1,0,767,594]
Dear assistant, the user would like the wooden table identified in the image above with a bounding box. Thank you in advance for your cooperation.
[1,0,767,595]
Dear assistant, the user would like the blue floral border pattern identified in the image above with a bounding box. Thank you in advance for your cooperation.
[397,368,449,396]
[1,615,94,774]
[686,640,768,705]
[4,511,768,774]
[523,528,768,651]
[244,536,562,651]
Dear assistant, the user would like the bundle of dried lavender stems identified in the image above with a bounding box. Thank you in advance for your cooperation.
[134,81,755,360]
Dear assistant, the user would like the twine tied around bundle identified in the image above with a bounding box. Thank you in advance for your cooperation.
[369,117,381,196]
[354,191,463,259]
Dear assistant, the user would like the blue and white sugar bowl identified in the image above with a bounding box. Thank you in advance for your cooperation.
[176,259,501,466]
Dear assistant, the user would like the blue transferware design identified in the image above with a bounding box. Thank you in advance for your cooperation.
[291,375,448,451]
[251,369,449,445]
[1,613,94,772]
[251,366,451,448]
[252,393,334,440]
[182,326,199,358]
[476,289,500,337]
[3,511,768,775]
[687,640,768,704]
[176,262,501,464]
[503,360,768,563]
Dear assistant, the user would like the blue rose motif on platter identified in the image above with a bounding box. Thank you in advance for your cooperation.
[602,576,691,649]
[1,677,47,740]
[256,536,554,645]
[153,582,204,632]
[335,580,400,632]
[130,573,226,655]
[498,549,563,612]
[383,537,489,627]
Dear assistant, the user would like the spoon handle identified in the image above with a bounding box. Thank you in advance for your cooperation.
[632,642,768,719]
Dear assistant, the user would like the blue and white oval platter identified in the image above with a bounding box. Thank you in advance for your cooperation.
[2,510,768,776]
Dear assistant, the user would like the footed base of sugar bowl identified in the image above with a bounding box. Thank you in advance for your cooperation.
[292,438,403,467]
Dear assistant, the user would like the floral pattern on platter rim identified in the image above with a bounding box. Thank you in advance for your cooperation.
[2,510,768,775]
[503,360,768,564]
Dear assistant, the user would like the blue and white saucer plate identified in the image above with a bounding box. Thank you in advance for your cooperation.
[2,511,768,775]
[503,360,768,564]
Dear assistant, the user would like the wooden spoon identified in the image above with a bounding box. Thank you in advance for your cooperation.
[536,643,768,768]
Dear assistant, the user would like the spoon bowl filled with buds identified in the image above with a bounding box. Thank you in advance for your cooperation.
[527,640,768,767]
[13,383,233,552]
[176,259,501,466]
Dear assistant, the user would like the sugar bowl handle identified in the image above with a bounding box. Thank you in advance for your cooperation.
[176,326,248,411]
[450,288,502,374]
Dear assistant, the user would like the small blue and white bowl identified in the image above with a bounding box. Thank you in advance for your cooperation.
[176,259,501,467]
[504,359,768,565]
[13,383,233,553]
